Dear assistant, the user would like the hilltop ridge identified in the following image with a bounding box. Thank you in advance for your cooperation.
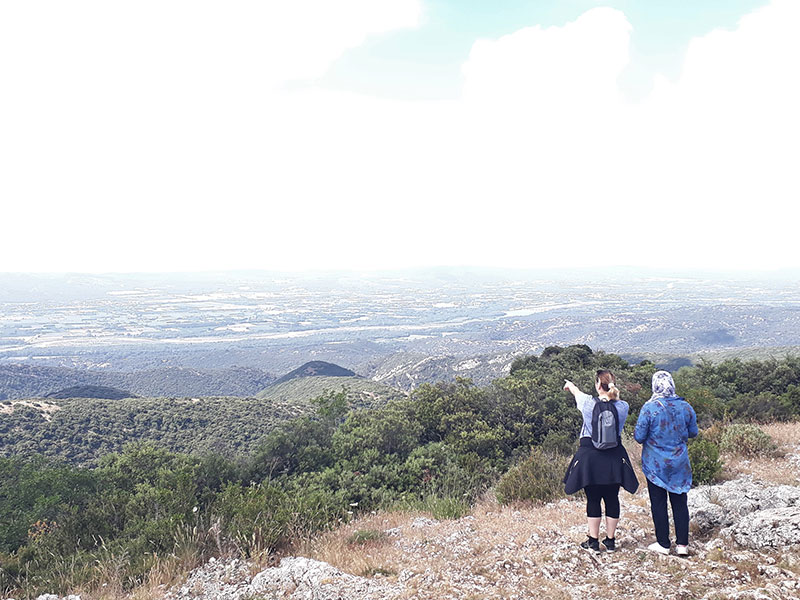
[255,360,405,407]
[45,384,136,400]
[270,360,357,386]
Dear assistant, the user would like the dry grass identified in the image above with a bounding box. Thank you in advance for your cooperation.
[293,488,684,599]
[719,454,800,485]
[294,498,577,599]
[719,421,800,485]
[760,421,800,450]
[622,434,643,468]
[294,511,412,579]
[54,521,242,600]
[125,555,206,600]
[60,550,210,600]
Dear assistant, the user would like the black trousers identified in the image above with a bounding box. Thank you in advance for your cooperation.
[584,484,621,519]
[647,479,689,547]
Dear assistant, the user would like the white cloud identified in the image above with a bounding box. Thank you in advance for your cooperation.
[462,8,631,110]
[632,0,800,268]
[450,0,800,271]
[1,0,798,272]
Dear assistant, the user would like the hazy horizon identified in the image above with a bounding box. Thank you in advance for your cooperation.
[3,264,800,278]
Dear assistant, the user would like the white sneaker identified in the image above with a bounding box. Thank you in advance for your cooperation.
[675,545,689,556]
[647,542,670,555]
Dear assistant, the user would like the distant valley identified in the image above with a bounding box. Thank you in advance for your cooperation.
[2,269,800,399]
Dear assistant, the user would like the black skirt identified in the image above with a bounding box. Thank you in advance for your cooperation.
[563,437,640,495]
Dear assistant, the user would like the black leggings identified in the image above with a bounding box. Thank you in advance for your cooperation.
[647,479,689,547]
[584,484,621,519]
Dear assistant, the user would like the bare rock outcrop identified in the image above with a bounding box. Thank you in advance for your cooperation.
[250,557,402,600]
[166,557,252,600]
[688,475,800,533]
[164,556,402,600]
[725,507,800,549]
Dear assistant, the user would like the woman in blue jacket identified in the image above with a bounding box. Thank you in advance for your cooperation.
[634,370,698,556]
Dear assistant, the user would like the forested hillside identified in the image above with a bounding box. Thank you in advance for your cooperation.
[2,345,800,597]
[0,389,395,466]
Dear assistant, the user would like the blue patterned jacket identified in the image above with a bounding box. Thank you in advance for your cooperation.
[634,396,698,493]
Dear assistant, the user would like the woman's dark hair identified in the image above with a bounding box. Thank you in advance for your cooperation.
[596,370,619,401]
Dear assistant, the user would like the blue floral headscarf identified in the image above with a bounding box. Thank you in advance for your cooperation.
[651,370,676,400]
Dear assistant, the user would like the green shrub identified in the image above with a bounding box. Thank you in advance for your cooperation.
[688,437,723,485]
[391,494,471,520]
[539,430,576,457]
[422,495,470,519]
[719,424,778,457]
[214,482,293,555]
[494,448,568,505]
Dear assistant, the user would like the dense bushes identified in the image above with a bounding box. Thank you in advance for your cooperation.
[0,396,319,466]
[675,357,800,423]
[688,436,723,485]
[0,446,339,594]
[688,422,782,486]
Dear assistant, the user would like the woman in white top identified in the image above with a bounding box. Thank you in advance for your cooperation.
[563,370,639,552]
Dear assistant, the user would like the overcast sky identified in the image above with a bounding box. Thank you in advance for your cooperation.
[1,0,798,273]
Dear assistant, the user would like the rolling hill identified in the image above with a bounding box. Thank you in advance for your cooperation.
[271,360,357,385]
[257,360,406,407]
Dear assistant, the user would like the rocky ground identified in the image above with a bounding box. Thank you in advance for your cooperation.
[24,426,800,600]
[159,436,800,600]
[159,483,800,600]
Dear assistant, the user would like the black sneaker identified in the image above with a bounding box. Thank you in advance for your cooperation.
[602,537,616,552]
[580,536,601,552]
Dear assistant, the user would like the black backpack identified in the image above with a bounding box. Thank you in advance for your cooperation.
[591,399,619,450]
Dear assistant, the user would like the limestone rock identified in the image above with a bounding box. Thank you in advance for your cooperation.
[249,556,400,600]
[165,557,252,600]
[725,507,800,549]
[688,476,800,533]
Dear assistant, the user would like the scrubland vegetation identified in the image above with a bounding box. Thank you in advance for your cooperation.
[1,346,799,597]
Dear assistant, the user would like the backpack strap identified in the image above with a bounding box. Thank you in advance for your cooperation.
[608,400,621,442]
